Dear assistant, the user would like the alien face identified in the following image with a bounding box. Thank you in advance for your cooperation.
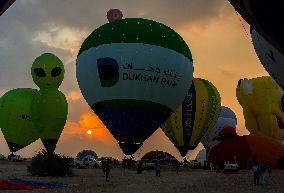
[31,53,64,89]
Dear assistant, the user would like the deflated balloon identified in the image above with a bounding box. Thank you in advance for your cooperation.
[236,76,284,142]
[76,17,194,155]
[229,0,284,55]
[161,78,221,157]
[251,28,284,89]
[0,88,39,152]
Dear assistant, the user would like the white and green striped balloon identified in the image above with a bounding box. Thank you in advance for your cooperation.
[76,18,194,155]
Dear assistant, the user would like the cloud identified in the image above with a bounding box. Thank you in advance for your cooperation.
[56,113,119,157]
[66,90,83,101]
[62,113,116,146]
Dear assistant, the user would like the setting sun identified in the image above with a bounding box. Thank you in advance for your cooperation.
[86,129,92,135]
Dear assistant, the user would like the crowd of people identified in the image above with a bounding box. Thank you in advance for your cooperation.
[100,157,275,186]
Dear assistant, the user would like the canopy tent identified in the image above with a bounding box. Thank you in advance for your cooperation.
[141,151,177,162]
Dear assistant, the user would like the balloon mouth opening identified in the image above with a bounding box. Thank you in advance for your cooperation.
[276,116,284,129]
[118,141,143,155]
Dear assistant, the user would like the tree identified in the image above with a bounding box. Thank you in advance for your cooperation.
[76,150,97,160]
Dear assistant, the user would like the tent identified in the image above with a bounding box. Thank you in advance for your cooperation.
[141,151,177,162]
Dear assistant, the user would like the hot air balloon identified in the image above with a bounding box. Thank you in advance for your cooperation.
[251,28,284,89]
[31,53,68,152]
[76,14,194,155]
[161,78,221,157]
[201,106,237,152]
[0,0,16,16]
[0,88,39,152]
[208,133,284,169]
[228,0,284,55]
[236,76,284,142]
[0,53,67,153]
[219,106,237,120]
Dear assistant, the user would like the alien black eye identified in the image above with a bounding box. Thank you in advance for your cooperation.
[34,68,46,77]
[51,67,62,77]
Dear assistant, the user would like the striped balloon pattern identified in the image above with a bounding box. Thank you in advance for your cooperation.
[161,78,221,157]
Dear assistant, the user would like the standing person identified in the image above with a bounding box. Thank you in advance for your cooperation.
[105,161,112,182]
[102,159,106,176]
[137,161,143,174]
[175,160,180,175]
[155,161,161,177]
[259,162,266,185]
[267,162,272,177]
[122,157,126,170]
[210,162,213,171]
[252,162,259,185]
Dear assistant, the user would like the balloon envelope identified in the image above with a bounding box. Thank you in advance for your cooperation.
[161,78,221,157]
[0,0,16,16]
[229,0,284,55]
[201,117,237,151]
[31,90,68,152]
[76,18,194,155]
[251,28,284,89]
[236,76,284,142]
[219,106,237,121]
[201,106,237,150]
[208,134,284,169]
[0,88,39,152]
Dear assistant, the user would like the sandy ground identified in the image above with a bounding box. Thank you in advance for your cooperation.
[0,161,283,193]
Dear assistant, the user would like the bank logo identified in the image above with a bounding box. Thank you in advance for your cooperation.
[97,57,119,87]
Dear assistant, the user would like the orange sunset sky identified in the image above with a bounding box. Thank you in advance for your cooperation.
[0,0,268,160]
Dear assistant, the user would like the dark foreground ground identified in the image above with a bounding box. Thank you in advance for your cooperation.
[0,161,283,193]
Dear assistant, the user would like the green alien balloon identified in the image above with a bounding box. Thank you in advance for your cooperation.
[0,88,40,152]
[31,53,68,152]
[0,53,67,153]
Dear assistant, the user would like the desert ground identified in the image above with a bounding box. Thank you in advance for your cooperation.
[0,161,283,193]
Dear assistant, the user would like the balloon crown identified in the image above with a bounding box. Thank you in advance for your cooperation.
[78,17,192,62]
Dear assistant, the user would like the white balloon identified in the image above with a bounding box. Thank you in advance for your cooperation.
[201,106,237,150]
[251,28,284,89]
[220,106,237,122]
[201,117,236,150]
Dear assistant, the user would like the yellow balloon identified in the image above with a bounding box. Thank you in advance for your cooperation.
[236,76,284,141]
[161,78,221,157]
